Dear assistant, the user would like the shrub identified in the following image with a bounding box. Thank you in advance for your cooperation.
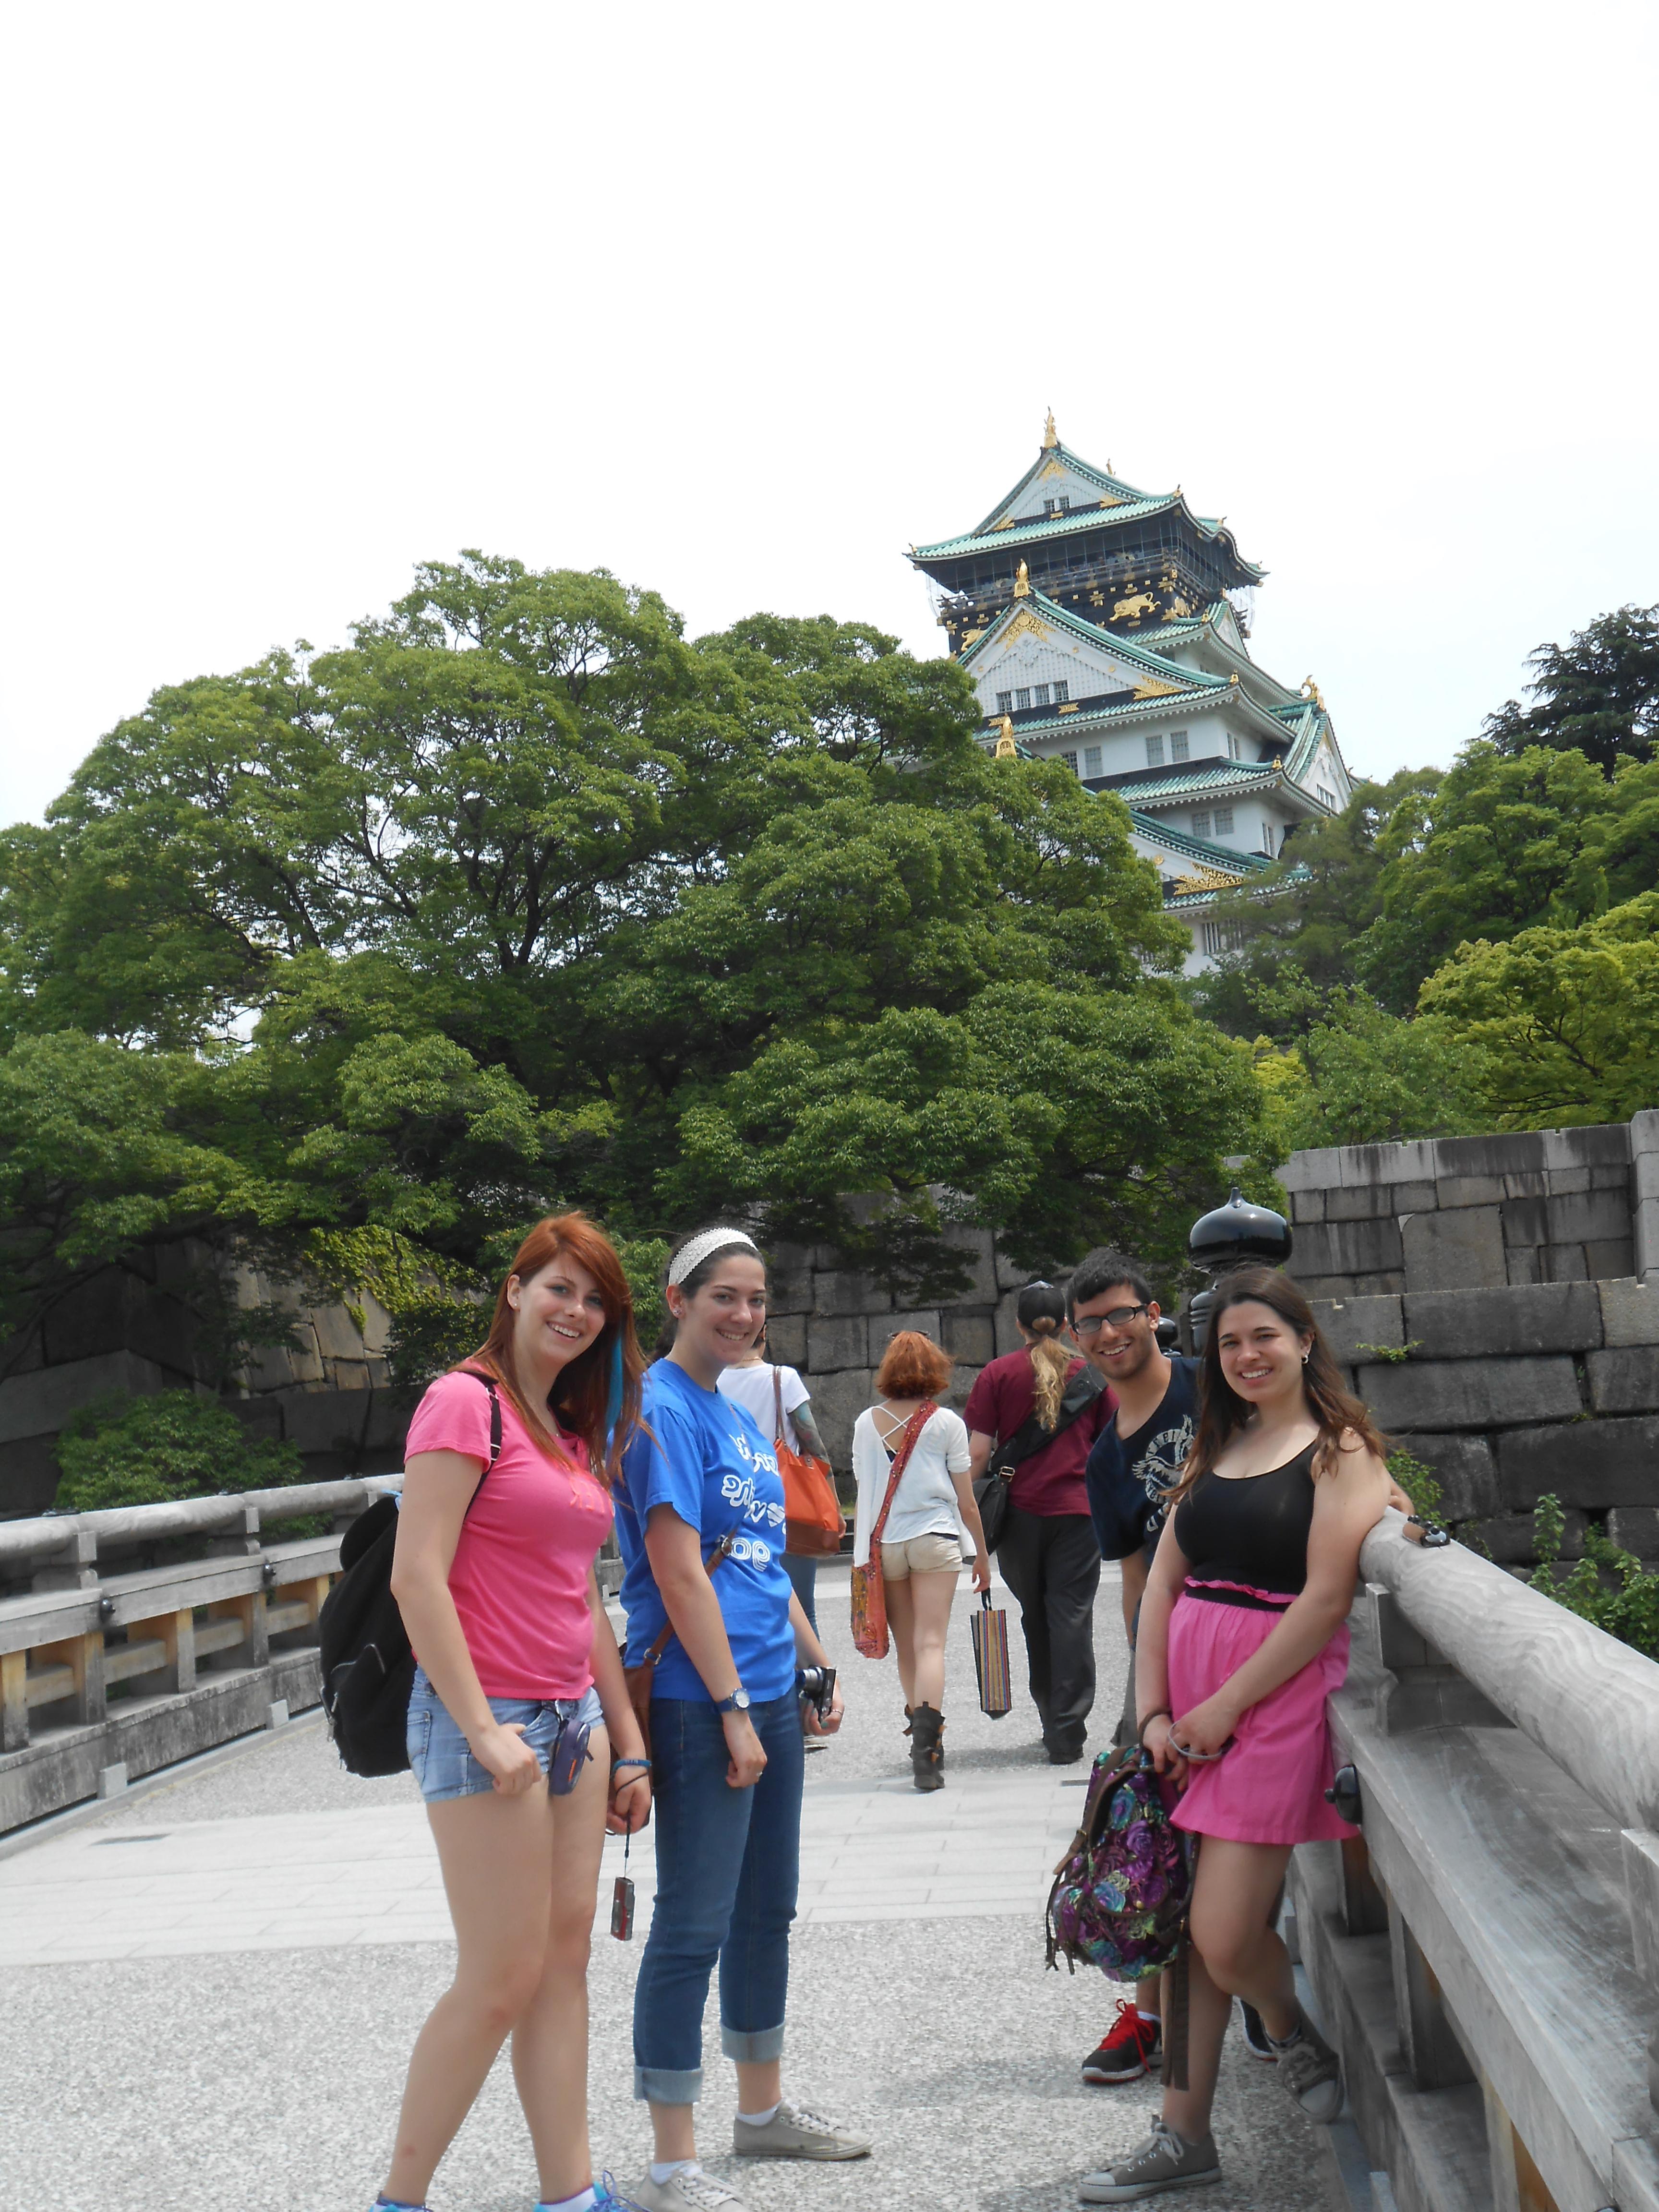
[55,1391,303,1512]
[1386,1448,1444,1523]
[1527,1492,1659,1660]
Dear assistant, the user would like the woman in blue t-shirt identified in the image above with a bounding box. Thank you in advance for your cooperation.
[615,1227,868,2212]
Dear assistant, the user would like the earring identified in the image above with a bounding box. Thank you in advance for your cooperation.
[1301,1350,1310,1364]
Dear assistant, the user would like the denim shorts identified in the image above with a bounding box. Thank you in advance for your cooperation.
[407,1667,605,1803]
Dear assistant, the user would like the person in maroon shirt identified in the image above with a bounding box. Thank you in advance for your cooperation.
[964,1282,1112,1762]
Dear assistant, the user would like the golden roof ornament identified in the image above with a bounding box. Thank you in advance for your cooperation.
[1012,560,1031,599]
[1301,675,1325,707]
[993,716,1018,759]
[1042,409,1058,449]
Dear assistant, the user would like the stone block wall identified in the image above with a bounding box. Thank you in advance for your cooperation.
[767,1226,1032,1467]
[1278,1126,1639,1299]
[0,1243,407,1519]
[1310,1275,1659,1566]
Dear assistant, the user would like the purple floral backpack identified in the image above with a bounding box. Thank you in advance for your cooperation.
[1046,1744,1194,1984]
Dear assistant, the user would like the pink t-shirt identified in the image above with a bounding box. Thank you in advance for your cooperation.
[404,1370,613,1699]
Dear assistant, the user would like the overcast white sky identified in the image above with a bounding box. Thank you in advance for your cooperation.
[2,2,1656,828]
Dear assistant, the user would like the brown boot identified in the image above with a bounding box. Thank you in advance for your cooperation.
[910,1702,945,1791]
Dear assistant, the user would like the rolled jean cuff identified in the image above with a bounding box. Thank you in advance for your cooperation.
[721,2020,785,2062]
[634,2063,702,2104]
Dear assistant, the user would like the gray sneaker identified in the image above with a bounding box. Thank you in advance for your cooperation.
[1079,2118,1221,2201]
[631,2169,751,2212]
[1274,2010,1343,2121]
[733,2099,871,2160]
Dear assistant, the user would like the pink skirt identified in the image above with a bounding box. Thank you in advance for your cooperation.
[1166,1586,1357,1846]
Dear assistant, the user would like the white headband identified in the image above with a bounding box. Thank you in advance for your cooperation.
[667,1227,759,1287]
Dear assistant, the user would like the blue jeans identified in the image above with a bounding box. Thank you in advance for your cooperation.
[633,1690,804,2103]
[781,1550,818,1633]
[407,1668,604,1803]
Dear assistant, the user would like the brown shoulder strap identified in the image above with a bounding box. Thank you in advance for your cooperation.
[639,1527,738,1671]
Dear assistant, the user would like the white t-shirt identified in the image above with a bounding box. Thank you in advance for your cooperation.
[717,1361,811,1454]
[851,1404,974,1564]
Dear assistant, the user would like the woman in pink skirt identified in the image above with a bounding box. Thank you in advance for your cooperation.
[1079,1266,1401,2204]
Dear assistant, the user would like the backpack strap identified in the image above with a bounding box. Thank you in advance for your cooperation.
[992,1365,1104,1477]
[456,1369,503,1480]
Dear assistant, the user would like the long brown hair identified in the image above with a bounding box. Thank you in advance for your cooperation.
[460,1212,644,1485]
[1171,1265,1384,1503]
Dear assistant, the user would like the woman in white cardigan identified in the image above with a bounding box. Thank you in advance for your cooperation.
[852,1331,989,1791]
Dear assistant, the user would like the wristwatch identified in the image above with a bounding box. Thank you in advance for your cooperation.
[714,1686,751,1714]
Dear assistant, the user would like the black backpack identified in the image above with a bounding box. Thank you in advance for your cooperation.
[318,1373,501,1776]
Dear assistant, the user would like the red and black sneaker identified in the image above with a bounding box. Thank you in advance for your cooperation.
[1081,1999,1163,2084]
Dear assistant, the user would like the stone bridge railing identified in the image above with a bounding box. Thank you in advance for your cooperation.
[1293,1510,1659,2212]
[0,1479,401,1834]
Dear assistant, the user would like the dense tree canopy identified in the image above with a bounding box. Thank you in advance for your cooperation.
[0,556,1257,1359]
[1483,604,1659,774]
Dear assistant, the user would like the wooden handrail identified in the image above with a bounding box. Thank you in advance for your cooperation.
[1358,1507,1659,1833]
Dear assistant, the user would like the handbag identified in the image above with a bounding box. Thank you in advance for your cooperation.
[974,1363,1106,1552]
[774,1367,844,1558]
[971,1589,1012,1718]
[622,1529,737,1757]
[850,1401,936,1660]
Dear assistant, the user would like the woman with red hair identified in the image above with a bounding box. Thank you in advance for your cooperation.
[852,1330,989,1790]
[376,1214,650,2212]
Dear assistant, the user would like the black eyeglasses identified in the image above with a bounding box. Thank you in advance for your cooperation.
[1073,1305,1150,1337]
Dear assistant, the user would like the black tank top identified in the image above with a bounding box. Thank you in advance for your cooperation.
[1170,1442,1318,1604]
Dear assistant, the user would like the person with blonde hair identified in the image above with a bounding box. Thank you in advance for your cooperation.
[851,1330,989,1790]
[378,1213,650,2212]
[965,1282,1110,1764]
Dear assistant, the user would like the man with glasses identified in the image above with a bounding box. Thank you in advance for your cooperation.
[1068,1248,1203,2090]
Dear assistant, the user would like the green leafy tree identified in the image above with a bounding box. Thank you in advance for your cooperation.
[1243,997,1490,1155]
[1528,1493,1659,1659]
[1419,892,1659,1127]
[1355,744,1626,1012]
[1485,604,1659,774]
[55,1390,303,1511]
[0,557,1241,1349]
[1195,769,1440,1037]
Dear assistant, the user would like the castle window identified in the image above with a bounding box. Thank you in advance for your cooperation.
[1318,784,1337,811]
[1054,680,1070,703]
[1226,733,1241,760]
[1192,812,1213,838]
[1044,496,1071,517]
[996,692,1012,714]
[1083,745,1102,776]
[1261,825,1277,856]
[1170,731,1190,762]
[1015,688,1031,710]
[1214,808,1234,835]
[1201,920,1246,957]
[1058,751,1079,775]
[1145,735,1166,767]
[1034,684,1050,707]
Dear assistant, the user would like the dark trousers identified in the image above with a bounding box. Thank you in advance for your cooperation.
[996,1507,1100,1753]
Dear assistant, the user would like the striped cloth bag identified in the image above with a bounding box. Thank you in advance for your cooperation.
[971,1590,1013,1719]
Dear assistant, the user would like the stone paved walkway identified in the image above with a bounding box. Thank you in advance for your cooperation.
[0,1564,1341,2212]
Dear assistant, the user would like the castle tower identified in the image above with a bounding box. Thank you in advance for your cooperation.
[908,420,1353,971]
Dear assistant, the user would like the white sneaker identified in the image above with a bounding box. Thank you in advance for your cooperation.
[632,2168,752,2212]
[733,2099,871,2160]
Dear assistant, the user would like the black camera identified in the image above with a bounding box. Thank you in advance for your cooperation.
[796,1665,836,1725]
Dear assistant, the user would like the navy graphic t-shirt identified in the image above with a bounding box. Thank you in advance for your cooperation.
[1084,1354,1201,1563]
[616,1359,798,1704]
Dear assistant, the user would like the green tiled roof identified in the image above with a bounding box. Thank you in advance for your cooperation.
[1115,761,1291,805]
[915,440,1264,578]
[970,441,1150,534]
[962,587,1225,693]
